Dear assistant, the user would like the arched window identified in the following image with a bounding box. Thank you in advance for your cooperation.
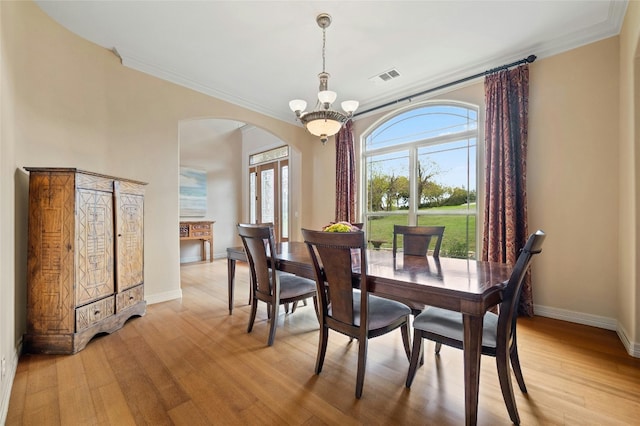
[361,102,478,258]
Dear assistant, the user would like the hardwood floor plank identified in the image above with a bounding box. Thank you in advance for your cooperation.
[167,400,214,426]
[6,259,640,425]
[92,381,137,426]
[24,355,58,396]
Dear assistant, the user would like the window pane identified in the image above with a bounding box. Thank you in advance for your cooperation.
[417,139,476,211]
[260,169,274,224]
[249,171,256,223]
[250,146,288,165]
[281,165,288,239]
[366,151,410,213]
[365,214,408,251]
[417,215,476,259]
[366,105,478,150]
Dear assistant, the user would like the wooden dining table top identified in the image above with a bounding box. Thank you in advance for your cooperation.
[228,241,512,315]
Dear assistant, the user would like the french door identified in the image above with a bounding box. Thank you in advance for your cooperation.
[249,157,289,242]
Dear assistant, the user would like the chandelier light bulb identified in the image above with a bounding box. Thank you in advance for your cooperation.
[341,100,359,115]
[318,90,337,105]
[289,99,307,116]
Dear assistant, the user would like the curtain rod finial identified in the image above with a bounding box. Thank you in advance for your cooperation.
[526,55,537,63]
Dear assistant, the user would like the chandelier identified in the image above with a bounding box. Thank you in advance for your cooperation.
[289,13,359,144]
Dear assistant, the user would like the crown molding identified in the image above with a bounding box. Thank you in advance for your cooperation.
[113,47,297,125]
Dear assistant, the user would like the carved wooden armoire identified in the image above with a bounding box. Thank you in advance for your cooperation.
[24,168,146,354]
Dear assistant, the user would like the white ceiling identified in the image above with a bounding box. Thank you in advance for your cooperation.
[35,0,627,128]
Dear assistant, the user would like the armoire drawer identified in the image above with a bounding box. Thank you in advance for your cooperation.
[116,285,144,311]
[76,296,115,331]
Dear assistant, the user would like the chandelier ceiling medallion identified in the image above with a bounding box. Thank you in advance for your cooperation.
[289,13,359,144]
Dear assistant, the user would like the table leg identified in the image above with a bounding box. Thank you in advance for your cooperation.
[462,313,484,426]
[227,257,236,315]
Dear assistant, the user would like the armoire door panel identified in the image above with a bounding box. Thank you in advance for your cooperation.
[115,187,144,292]
[75,188,114,306]
[26,172,76,334]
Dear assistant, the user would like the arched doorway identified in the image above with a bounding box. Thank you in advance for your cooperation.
[178,118,300,263]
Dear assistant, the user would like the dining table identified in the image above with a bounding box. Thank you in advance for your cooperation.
[226,241,512,426]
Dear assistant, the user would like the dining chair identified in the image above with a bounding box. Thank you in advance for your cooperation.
[389,225,445,317]
[302,228,412,398]
[405,229,546,425]
[392,225,445,259]
[237,223,317,346]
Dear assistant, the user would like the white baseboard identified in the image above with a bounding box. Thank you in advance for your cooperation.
[533,304,617,330]
[615,322,640,358]
[534,304,638,358]
[145,289,183,305]
[180,253,227,264]
[0,341,21,426]
[180,255,204,264]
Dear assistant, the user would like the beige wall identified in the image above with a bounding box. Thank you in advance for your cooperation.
[619,0,640,348]
[0,0,13,418]
[528,37,620,322]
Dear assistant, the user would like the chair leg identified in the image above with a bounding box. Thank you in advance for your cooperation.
[247,298,258,333]
[401,322,411,361]
[312,296,320,322]
[315,325,329,374]
[510,343,528,393]
[355,337,368,399]
[435,342,442,354]
[406,329,424,388]
[284,303,290,314]
[411,314,425,366]
[290,298,307,314]
[267,303,279,346]
[496,347,520,425]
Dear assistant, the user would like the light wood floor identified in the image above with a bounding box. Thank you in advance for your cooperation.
[7,259,640,425]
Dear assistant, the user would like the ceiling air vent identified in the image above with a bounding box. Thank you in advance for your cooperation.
[370,68,401,83]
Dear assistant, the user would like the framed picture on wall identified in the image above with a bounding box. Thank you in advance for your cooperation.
[180,166,207,216]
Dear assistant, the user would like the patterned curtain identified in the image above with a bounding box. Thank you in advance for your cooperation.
[482,64,533,316]
[335,120,356,223]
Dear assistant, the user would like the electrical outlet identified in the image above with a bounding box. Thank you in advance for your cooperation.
[1,356,6,381]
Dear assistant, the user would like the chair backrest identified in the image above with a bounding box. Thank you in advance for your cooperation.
[302,229,368,335]
[497,230,546,346]
[393,225,445,258]
[237,223,277,302]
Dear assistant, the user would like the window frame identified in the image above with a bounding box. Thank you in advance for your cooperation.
[360,100,480,257]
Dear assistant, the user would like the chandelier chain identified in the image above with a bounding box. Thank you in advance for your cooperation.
[322,25,326,73]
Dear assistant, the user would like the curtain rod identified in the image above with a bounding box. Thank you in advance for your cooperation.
[354,54,537,117]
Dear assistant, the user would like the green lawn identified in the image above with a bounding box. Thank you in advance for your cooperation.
[364,207,477,258]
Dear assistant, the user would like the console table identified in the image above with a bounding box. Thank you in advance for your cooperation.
[180,221,214,262]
